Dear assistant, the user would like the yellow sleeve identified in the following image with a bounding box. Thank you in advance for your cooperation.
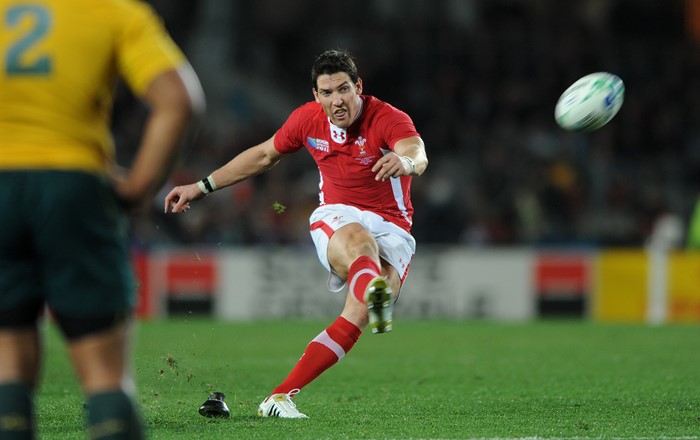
[116,1,186,96]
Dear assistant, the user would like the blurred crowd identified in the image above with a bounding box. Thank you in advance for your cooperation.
[116,0,700,248]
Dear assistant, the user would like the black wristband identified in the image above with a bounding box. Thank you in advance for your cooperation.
[202,177,214,193]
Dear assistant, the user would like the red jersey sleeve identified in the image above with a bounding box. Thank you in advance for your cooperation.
[375,102,421,151]
[273,102,319,154]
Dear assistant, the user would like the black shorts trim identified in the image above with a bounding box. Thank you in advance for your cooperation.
[0,302,129,340]
[0,300,43,329]
[52,310,130,341]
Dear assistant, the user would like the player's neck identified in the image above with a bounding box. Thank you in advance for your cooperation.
[351,97,364,124]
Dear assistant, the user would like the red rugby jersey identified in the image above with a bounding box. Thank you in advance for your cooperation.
[274,95,420,232]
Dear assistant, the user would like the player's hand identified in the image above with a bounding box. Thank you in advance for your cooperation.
[372,152,411,181]
[164,183,206,213]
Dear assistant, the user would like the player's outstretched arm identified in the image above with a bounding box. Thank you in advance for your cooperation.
[164,135,283,213]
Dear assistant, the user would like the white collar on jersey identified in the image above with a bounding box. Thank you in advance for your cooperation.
[329,98,364,144]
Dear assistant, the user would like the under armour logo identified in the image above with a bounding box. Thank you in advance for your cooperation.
[330,124,347,143]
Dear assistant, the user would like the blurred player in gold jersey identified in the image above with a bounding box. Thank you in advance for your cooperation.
[0,0,205,438]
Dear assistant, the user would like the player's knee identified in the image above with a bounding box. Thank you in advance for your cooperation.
[352,240,379,259]
[337,224,376,249]
[64,318,132,393]
[0,333,40,387]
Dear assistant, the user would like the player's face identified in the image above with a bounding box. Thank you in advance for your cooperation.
[313,73,363,128]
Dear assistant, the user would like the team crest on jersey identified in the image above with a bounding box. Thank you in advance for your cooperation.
[307,137,330,153]
[353,136,375,165]
[355,136,367,155]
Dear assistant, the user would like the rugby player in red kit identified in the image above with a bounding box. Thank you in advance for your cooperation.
[165,49,427,418]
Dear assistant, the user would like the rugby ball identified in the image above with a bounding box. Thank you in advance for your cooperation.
[554,72,625,132]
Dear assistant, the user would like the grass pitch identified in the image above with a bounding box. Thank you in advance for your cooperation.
[36,318,699,439]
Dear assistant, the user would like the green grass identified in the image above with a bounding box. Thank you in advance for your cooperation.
[36,319,700,439]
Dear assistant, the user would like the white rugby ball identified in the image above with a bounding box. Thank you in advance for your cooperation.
[555,72,625,132]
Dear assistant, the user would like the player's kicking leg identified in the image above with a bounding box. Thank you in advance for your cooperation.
[257,209,410,418]
[257,262,402,419]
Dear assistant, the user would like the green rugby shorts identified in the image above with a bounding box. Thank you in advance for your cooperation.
[0,170,136,316]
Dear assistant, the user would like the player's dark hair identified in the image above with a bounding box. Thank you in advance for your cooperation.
[311,49,359,90]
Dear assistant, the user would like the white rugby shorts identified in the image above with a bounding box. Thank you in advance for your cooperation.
[309,204,416,292]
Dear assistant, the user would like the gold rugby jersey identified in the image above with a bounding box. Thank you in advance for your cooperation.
[0,0,185,172]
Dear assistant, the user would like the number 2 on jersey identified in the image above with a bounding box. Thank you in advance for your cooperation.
[4,5,52,75]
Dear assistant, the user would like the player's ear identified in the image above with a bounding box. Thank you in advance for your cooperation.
[355,78,363,95]
[312,88,321,103]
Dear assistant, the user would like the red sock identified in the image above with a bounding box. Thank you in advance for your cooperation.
[347,256,381,303]
[271,316,362,395]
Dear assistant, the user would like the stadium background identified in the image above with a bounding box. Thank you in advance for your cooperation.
[115,0,700,322]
